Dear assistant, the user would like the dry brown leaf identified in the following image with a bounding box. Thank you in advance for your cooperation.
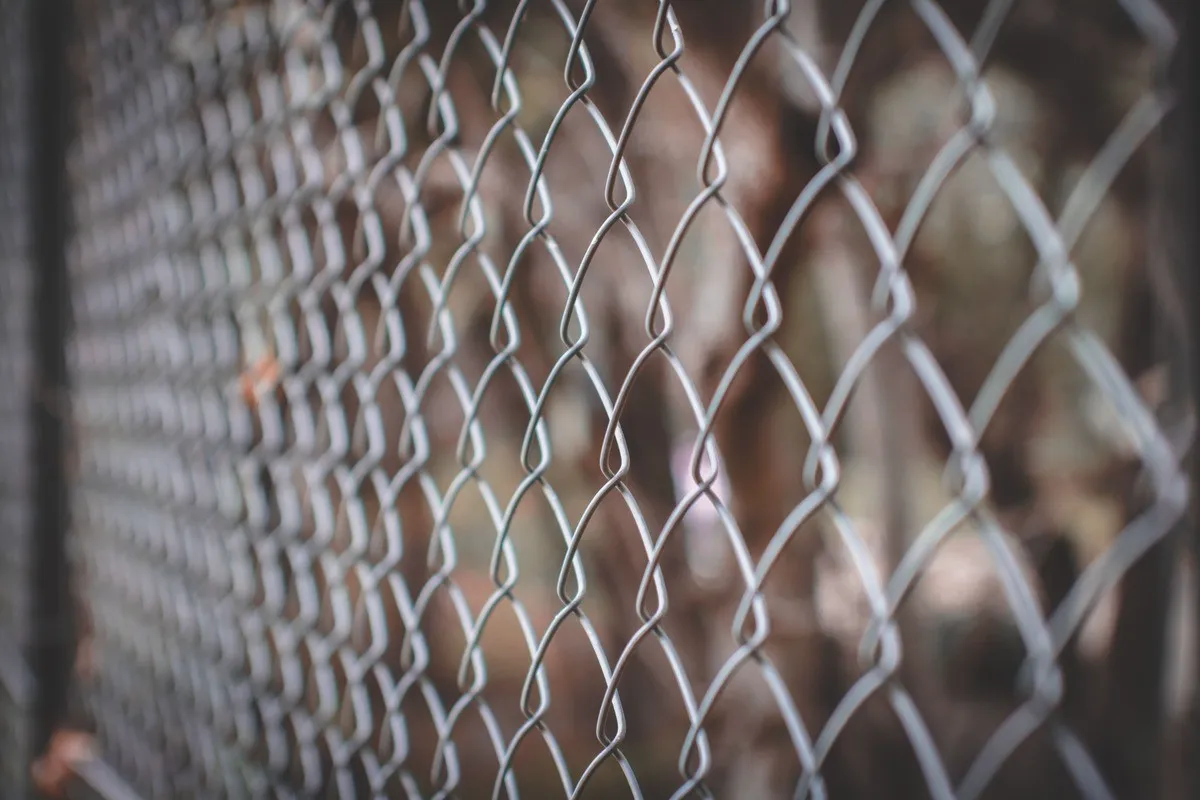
[31,730,95,798]
[238,353,281,411]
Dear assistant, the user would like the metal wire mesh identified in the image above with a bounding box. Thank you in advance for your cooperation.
[18,0,1198,797]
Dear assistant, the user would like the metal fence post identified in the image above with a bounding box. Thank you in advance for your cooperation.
[27,0,75,786]
[1182,3,1200,796]
[1154,1,1200,796]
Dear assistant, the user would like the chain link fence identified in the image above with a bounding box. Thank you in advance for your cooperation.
[1,0,1197,798]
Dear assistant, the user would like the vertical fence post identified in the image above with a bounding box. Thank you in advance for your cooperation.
[1158,1,1200,797]
[27,0,74,786]
[1184,3,1200,796]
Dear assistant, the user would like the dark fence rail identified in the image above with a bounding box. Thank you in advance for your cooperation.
[1,1,1197,798]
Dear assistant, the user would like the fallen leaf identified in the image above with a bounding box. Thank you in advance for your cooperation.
[31,730,95,798]
[238,353,281,410]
